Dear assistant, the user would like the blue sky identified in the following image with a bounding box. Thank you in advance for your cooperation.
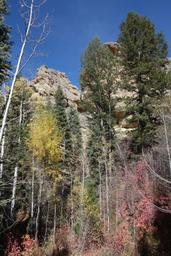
[7,0,171,87]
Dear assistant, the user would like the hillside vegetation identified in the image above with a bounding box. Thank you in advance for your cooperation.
[0,3,171,256]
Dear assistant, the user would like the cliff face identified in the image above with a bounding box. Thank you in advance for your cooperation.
[28,65,134,142]
[29,65,89,152]
[29,65,80,107]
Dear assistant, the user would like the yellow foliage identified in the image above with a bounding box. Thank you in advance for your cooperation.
[28,107,63,181]
[14,77,33,98]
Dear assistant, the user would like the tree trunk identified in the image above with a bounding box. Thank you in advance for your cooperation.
[10,100,23,214]
[11,165,18,215]
[0,0,34,144]
[44,201,49,241]
[35,169,42,241]
[98,162,102,220]
[31,157,35,218]
[0,128,6,178]
[162,112,171,176]
[53,203,57,244]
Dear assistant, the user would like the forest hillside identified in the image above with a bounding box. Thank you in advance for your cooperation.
[1,1,171,256]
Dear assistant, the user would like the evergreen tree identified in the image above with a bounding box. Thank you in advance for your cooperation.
[80,37,120,232]
[54,87,72,172]
[0,0,11,86]
[80,37,119,183]
[68,106,82,177]
[118,12,170,153]
[80,37,119,140]
[54,87,73,224]
[87,121,104,183]
[0,78,33,230]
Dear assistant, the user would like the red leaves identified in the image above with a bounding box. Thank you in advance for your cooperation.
[5,233,36,256]
[116,160,156,242]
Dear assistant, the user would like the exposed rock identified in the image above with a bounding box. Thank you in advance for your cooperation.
[28,64,151,142]
[29,65,90,151]
[29,65,80,107]
[104,42,120,54]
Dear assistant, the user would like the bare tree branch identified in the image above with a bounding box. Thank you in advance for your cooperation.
[0,0,48,144]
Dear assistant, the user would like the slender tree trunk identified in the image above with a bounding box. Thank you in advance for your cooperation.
[101,119,110,232]
[53,203,57,244]
[31,157,35,218]
[11,100,23,214]
[44,201,49,241]
[102,141,110,232]
[80,152,85,234]
[35,169,42,241]
[162,112,171,176]
[70,170,74,230]
[0,0,34,144]
[11,165,18,215]
[98,162,102,220]
[115,182,118,233]
[0,128,6,178]
[105,161,110,232]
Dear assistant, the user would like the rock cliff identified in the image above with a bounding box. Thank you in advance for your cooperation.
[29,65,89,151]
[29,65,80,107]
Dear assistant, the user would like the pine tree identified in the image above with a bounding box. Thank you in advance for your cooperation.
[80,37,119,138]
[118,12,170,153]
[68,106,82,177]
[80,37,120,232]
[0,0,11,86]
[54,87,72,173]
[80,37,119,189]
[54,87,73,225]
[0,78,33,230]
[87,121,104,183]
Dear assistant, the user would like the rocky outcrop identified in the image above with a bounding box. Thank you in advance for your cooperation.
[29,65,80,107]
[28,65,135,141]
[29,65,90,151]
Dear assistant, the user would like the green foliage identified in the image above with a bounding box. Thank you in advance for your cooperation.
[83,177,103,246]
[68,106,82,176]
[0,0,11,86]
[0,78,33,228]
[80,37,119,135]
[84,177,100,220]
[54,87,72,171]
[118,12,170,153]
[87,121,104,183]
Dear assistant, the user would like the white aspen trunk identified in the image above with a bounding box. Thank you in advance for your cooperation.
[100,119,110,232]
[11,166,18,215]
[44,202,49,241]
[0,0,34,144]
[105,162,110,232]
[115,184,118,233]
[162,112,171,175]
[70,170,74,230]
[31,157,35,218]
[35,170,42,241]
[98,162,102,220]
[133,202,136,254]
[80,153,85,233]
[0,86,7,178]
[102,141,110,232]
[0,128,6,178]
[103,186,106,231]
[82,153,85,190]
[10,100,23,214]
[53,203,57,244]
